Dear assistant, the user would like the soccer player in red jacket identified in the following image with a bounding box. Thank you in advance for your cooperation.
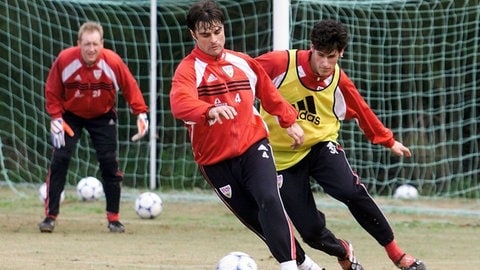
[169,1,328,269]
[256,20,426,270]
[39,21,149,233]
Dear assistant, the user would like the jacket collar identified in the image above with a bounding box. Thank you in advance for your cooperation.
[192,46,226,62]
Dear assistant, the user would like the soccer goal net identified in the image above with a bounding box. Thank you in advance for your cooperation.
[1,0,478,198]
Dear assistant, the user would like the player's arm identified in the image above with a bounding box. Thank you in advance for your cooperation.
[108,51,149,141]
[255,50,289,81]
[44,58,75,148]
[344,84,411,157]
[45,59,65,119]
[110,50,149,115]
[340,70,396,148]
[170,61,214,124]
[251,56,304,147]
[251,59,295,125]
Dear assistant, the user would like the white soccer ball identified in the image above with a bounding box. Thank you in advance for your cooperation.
[38,183,65,204]
[135,192,163,219]
[393,184,419,200]
[76,176,104,201]
[216,252,258,270]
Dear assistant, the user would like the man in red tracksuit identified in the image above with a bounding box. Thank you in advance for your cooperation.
[169,1,332,269]
[40,21,149,233]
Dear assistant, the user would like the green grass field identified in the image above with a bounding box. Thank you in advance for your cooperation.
[0,184,479,269]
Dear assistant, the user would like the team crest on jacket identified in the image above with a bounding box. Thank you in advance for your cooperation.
[93,69,102,80]
[219,184,232,198]
[222,65,234,78]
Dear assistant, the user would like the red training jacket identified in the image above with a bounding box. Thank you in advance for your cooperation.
[45,46,148,119]
[170,47,298,165]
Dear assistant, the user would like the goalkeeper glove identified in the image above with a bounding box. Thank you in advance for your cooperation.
[50,118,74,149]
[131,113,149,141]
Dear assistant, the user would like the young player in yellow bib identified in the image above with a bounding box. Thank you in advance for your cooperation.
[256,20,426,270]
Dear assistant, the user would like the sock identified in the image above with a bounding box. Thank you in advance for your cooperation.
[298,255,310,267]
[296,253,306,265]
[384,239,405,262]
[298,255,323,270]
[280,260,297,270]
[338,239,349,260]
[106,212,119,222]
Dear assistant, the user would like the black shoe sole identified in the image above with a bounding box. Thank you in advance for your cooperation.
[39,227,54,233]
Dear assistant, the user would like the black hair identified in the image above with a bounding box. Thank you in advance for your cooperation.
[310,20,349,53]
[186,0,225,32]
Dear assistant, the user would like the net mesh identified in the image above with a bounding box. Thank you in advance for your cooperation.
[289,0,480,198]
[1,0,479,198]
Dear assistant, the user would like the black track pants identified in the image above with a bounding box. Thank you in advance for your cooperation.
[200,138,297,264]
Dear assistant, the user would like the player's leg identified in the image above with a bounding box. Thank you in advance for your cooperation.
[200,139,297,268]
[312,142,394,245]
[39,112,82,232]
[200,169,319,270]
[45,138,77,217]
[86,110,124,232]
[313,142,425,269]
[278,155,363,270]
[241,139,297,267]
[278,162,347,258]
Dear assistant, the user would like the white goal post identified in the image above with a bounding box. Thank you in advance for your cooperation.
[149,0,158,190]
[273,0,290,50]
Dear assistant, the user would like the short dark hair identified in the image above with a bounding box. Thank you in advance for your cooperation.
[186,0,225,32]
[310,20,348,53]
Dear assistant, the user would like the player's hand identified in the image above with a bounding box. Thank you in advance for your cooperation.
[286,122,304,150]
[50,118,74,149]
[390,140,411,157]
[132,113,149,141]
[207,105,237,124]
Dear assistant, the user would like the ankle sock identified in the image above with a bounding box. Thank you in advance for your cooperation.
[384,240,405,263]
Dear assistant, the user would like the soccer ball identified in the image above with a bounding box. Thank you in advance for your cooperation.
[38,183,65,204]
[216,252,258,270]
[76,176,104,201]
[134,192,163,219]
[393,184,419,200]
